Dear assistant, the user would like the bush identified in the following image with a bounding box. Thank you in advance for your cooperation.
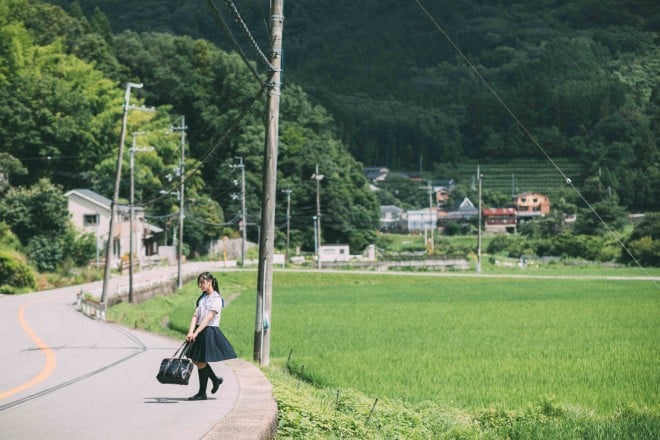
[487,234,530,257]
[0,221,20,249]
[0,248,36,291]
[623,236,660,266]
[550,233,610,261]
[70,232,97,267]
[27,235,65,272]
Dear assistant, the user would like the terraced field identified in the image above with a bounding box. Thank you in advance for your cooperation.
[455,158,585,196]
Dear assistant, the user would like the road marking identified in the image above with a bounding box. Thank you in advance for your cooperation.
[0,300,57,400]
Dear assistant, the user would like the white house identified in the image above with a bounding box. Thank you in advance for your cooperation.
[379,205,405,231]
[407,208,437,233]
[66,189,162,267]
[318,244,350,263]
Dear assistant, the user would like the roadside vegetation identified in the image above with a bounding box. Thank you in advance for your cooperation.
[108,270,659,438]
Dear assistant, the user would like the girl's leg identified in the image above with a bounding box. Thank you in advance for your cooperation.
[188,363,209,400]
[206,364,224,394]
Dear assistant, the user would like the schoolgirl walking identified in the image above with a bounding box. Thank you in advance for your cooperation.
[185,272,237,400]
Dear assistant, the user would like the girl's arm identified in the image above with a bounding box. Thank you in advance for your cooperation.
[186,313,199,341]
[190,310,218,340]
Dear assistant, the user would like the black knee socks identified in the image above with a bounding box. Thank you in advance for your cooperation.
[206,364,218,383]
[197,366,209,395]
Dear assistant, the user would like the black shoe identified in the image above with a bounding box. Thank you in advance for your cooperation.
[187,393,207,401]
[211,377,224,394]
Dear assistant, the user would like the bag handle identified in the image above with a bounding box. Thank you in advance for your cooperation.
[172,340,190,359]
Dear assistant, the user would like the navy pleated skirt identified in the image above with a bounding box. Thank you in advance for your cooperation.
[187,326,237,362]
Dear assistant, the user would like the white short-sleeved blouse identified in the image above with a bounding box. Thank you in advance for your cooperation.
[194,291,222,327]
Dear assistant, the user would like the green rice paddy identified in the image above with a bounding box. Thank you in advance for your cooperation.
[214,271,658,414]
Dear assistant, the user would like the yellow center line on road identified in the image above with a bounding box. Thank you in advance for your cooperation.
[0,300,57,400]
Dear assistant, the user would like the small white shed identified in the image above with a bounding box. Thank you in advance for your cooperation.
[318,245,350,263]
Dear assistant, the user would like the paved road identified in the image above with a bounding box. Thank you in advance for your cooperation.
[0,263,276,440]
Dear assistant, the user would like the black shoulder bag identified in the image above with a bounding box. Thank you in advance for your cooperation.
[156,341,194,385]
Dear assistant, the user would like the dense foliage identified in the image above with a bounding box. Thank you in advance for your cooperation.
[0,0,379,272]
[48,0,659,211]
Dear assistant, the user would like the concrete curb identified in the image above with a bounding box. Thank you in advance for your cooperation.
[202,358,278,440]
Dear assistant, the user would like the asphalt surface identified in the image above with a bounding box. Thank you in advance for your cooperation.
[0,263,277,440]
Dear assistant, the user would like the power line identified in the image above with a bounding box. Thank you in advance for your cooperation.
[205,0,266,81]
[414,0,650,276]
[135,82,267,208]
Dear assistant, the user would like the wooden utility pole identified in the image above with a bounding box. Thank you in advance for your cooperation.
[230,157,246,267]
[477,165,482,273]
[254,0,284,366]
[420,180,435,254]
[101,82,142,305]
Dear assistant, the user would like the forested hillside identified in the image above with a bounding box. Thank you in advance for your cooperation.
[0,0,379,259]
[48,0,659,210]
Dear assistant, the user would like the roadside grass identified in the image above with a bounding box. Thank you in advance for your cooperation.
[108,270,660,438]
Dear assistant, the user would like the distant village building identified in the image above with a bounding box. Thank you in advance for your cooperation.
[513,192,550,214]
[380,205,405,231]
[319,244,350,263]
[407,208,437,233]
[483,208,517,233]
[513,191,550,223]
[364,166,390,183]
[66,189,162,268]
[437,197,479,226]
[433,179,455,206]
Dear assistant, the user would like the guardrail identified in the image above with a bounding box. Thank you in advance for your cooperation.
[76,262,228,320]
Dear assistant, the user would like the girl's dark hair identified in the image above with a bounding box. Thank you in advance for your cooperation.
[197,272,223,307]
[197,271,219,292]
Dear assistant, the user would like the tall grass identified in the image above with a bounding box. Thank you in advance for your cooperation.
[214,271,659,414]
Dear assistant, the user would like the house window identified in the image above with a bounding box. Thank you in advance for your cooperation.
[84,214,99,226]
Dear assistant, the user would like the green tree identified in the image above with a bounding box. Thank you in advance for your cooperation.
[622,212,660,266]
[0,153,27,191]
[0,178,71,246]
[573,196,627,235]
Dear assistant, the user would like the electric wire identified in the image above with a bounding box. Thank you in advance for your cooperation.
[135,81,267,208]
[414,0,651,277]
[206,0,264,82]
[222,0,275,72]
